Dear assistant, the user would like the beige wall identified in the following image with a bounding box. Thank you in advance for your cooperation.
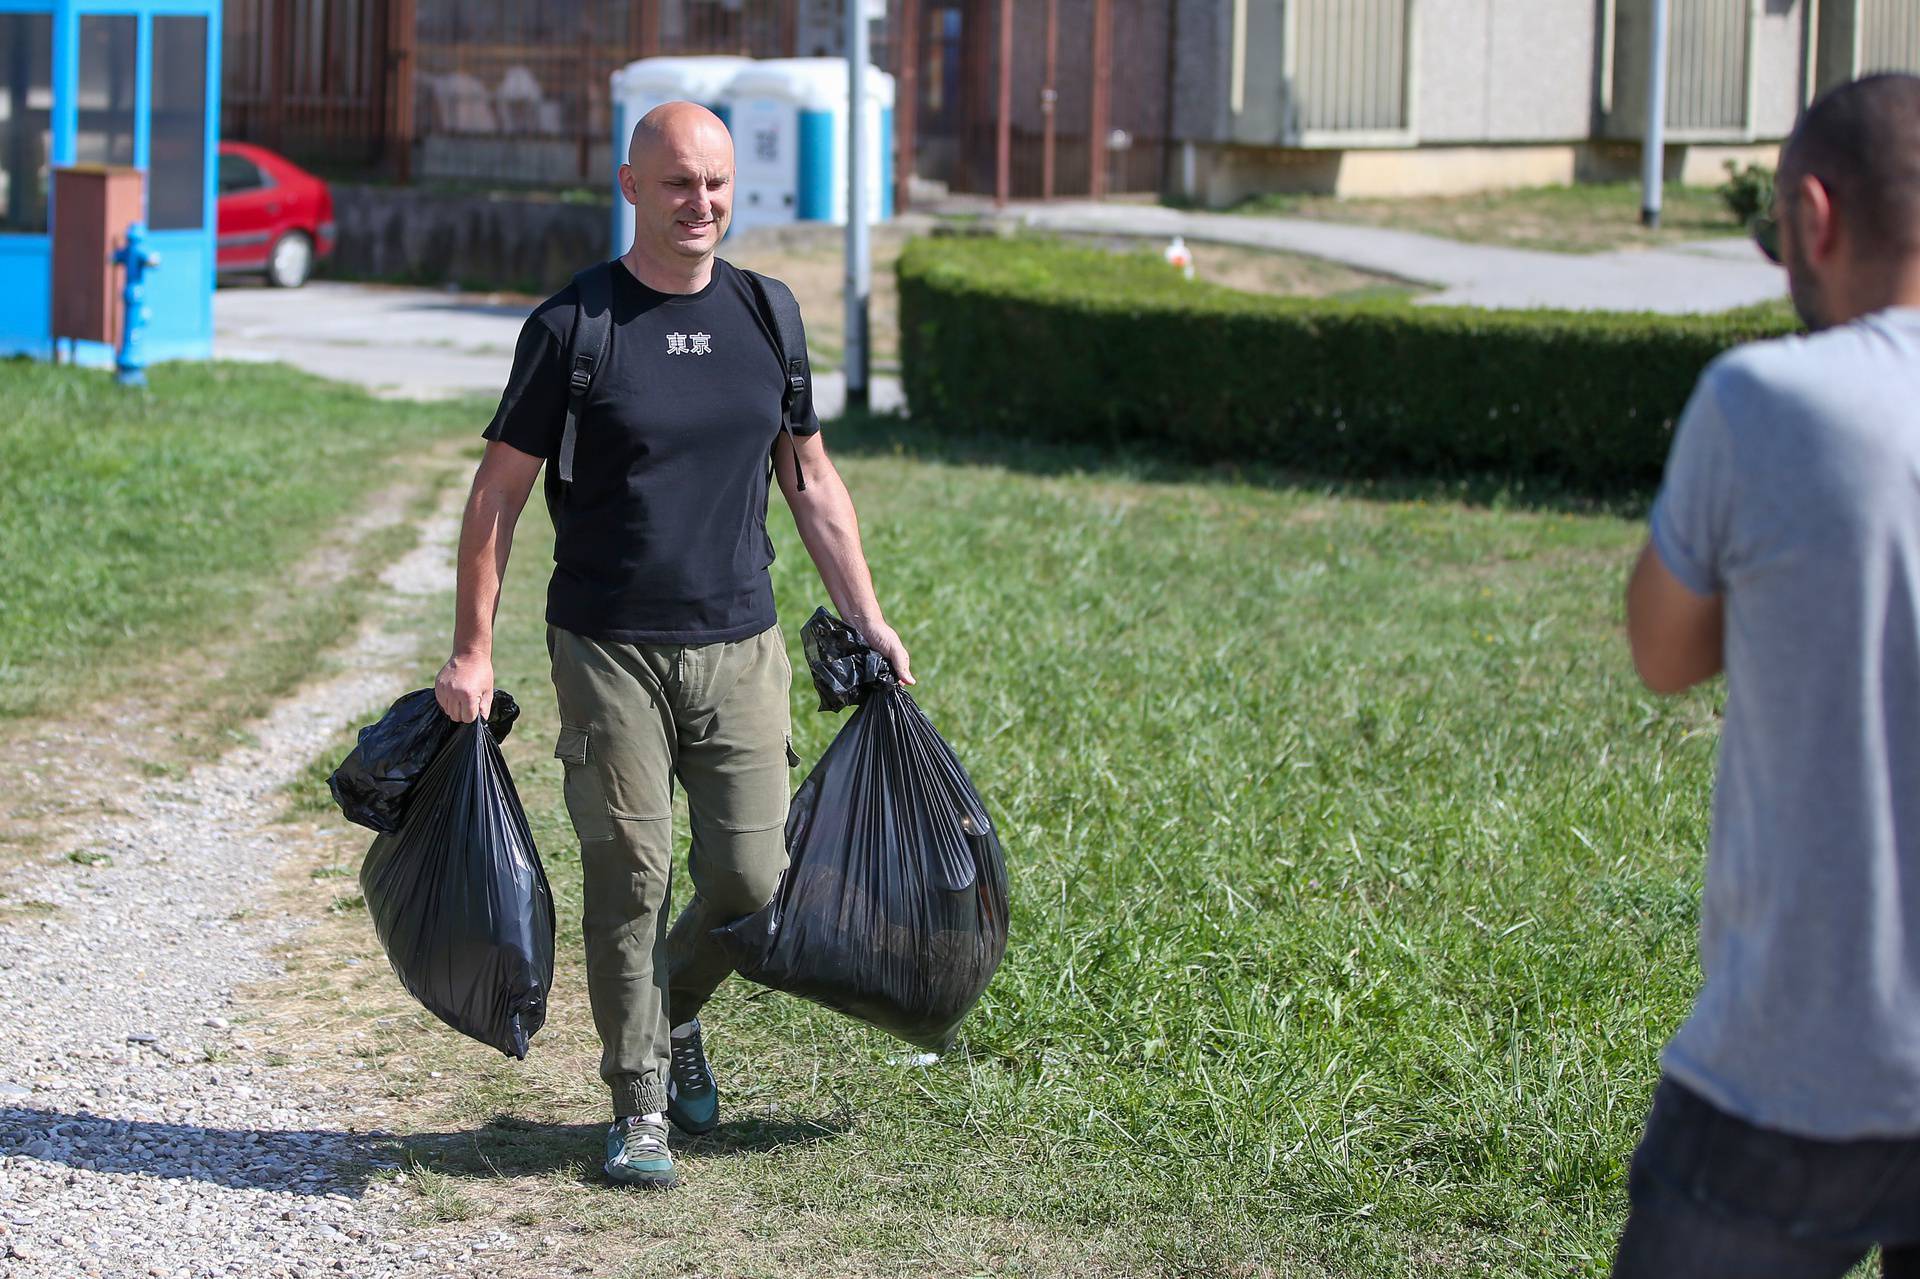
[1416,0,1600,143]
[1752,0,1812,138]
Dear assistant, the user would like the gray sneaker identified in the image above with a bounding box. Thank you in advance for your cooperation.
[666,1021,719,1136]
[604,1115,674,1188]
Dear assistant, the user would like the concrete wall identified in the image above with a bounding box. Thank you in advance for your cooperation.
[1416,0,1599,143]
[1171,0,1817,150]
[1752,0,1812,138]
[325,183,611,293]
[1170,0,1229,142]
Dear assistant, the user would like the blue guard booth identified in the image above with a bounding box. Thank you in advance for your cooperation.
[0,0,220,364]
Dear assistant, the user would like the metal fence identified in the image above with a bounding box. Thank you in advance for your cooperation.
[413,0,800,184]
[222,0,411,176]
[221,0,1172,199]
[939,0,1168,202]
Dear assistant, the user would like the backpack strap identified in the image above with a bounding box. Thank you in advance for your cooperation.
[743,268,812,492]
[559,260,615,485]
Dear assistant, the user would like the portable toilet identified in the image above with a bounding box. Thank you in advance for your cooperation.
[609,55,750,256]
[719,58,894,235]
[0,0,222,364]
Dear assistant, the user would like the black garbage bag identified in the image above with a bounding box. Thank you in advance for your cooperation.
[328,688,519,834]
[352,699,555,1060]
[712,609,1009,1052]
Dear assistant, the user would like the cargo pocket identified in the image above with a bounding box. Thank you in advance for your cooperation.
[554,724,615,844]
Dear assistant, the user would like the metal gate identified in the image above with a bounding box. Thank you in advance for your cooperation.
[222,0,413,176]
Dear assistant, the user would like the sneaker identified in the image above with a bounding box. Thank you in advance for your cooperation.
[604,1114,674,1188]
[666,1020,719,1136]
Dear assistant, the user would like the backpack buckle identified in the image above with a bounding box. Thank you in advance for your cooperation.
[568,353,595,397]
[785,358,805,397]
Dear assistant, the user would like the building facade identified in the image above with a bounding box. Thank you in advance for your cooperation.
[217,0,1920,203]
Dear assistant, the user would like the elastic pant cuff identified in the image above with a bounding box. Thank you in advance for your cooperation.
[610,1077,668,1119]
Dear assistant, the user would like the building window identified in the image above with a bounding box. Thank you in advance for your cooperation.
[76,15,137,169]
[0,12,53,233]
[150,16,209,230]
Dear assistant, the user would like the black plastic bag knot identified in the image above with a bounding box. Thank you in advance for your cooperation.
[328,689,519,834]
[801,607,895,711]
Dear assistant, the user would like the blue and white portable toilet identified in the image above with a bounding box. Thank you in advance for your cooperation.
[719,58,893,235]
[609,55,750,256]
[0,0,221,363]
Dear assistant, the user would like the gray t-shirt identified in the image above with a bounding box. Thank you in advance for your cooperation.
[1652,307,1920,1140]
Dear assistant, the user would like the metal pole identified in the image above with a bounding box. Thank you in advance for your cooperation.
[895,0,919,214]
[1090,0,1112,199]
[1641,0,1669,228]
[845,0,871,413]
[1042,0,1057,200]
[995,0,1011,206]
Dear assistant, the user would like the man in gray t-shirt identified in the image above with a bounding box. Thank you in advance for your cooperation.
[1613,75,1920,1278]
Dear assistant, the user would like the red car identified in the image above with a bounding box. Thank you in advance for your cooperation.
[216,141,336,288]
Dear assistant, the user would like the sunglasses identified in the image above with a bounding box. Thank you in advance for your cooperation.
[1753,213,1783,265]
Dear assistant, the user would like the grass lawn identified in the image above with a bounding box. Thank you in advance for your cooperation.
[1217,182,1748,255]
[275,412,1729,1278]
[0,361,477,721]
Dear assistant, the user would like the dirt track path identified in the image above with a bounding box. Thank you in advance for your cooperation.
[0,463,484,1279]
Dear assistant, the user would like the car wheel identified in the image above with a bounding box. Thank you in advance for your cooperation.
[267,231,314,288]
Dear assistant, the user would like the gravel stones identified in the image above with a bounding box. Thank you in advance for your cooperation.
[0,485,487,1279]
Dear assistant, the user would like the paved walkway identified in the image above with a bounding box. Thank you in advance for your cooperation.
[1015,201,1787,314]
[215,281,906,411]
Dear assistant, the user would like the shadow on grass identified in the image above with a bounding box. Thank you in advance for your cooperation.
[824,410,1652,518]
[404,1110,851,1184]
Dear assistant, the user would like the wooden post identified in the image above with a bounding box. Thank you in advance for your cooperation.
[384,0,416,182]
[1089,0,1112,199]
[1042,0,1057,200]
[266,0,290,152]
[894,0,919,213]
[995,0,1011,205]
[633,0,659,58]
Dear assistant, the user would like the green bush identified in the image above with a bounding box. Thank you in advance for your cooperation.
[1718,160,1776,227]
[898,235,1799,489]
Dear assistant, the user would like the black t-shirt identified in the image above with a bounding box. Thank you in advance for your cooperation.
[483,258,819,644]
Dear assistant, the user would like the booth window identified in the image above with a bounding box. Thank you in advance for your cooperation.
[75,15,136,169]
[150,16,208,230]
[0,12,53,233]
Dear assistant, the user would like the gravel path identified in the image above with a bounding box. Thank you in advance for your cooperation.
[0,474,481,1279]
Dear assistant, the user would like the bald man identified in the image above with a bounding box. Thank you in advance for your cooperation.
[435,102,913,1188]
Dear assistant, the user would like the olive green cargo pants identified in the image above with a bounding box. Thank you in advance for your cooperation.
[548,624,796,1118]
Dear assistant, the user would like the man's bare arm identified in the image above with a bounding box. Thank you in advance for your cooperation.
[774,431,914,684]
[1625,541,1724,695]
[435,441,546,721]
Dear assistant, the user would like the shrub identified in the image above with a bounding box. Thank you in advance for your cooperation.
[897,235,1799,490]
[1718,161,1776,228]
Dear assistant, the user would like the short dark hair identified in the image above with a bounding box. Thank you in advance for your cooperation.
[1781,73,1920,256]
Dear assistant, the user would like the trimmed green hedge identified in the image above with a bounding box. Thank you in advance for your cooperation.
[897,235,1799,488]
